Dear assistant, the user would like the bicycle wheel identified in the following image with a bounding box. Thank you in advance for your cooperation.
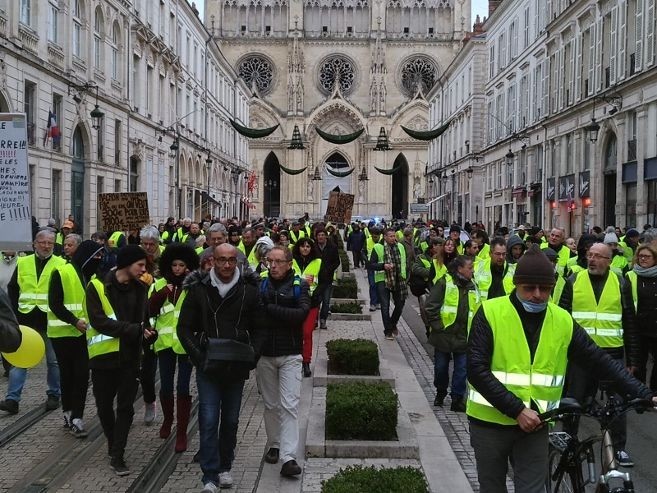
[546,445,584,493]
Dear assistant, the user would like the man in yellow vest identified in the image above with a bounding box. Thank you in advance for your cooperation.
[466,246,655,492]
[369,228,409,340]
[364,227,382,311]
[237,227,258,268]
[473,237,515,302]
[47,240,104,436]
[288,221,305,246]
[0,229,65,415]
[541,228,573,276]
[561,241,638,467]
[84,244,156,476]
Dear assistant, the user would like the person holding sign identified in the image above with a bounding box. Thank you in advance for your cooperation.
[0,229,65,415]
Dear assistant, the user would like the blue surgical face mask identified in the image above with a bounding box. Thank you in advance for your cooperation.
[516,292,548,313]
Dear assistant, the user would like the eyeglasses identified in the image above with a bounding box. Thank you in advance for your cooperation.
[266,258,290,266]
[214,257,237,265]
[637,254,655,261]
[586,253,611,260]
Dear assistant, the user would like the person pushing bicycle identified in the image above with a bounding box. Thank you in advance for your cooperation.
[466,246,657,493]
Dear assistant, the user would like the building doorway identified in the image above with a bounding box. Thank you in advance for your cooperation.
[604,134,617,227]
[263,152,281,217]
[391,154,409,219]
[322,152,352,215]
[71,126,85,234]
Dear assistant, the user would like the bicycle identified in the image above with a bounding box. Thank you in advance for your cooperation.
[539,396,654,493]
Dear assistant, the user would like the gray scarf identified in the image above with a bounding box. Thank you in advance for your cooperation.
[633,264,657,278]
[210,268,240,297]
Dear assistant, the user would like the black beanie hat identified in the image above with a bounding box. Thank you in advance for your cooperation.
[116,244,147,269]
[513,245,555,286]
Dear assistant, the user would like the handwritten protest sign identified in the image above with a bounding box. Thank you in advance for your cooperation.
[0,113,33,251]
[98,192,150,232]
[324,191,354,224]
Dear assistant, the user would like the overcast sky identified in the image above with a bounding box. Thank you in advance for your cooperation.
[195,0,490,26]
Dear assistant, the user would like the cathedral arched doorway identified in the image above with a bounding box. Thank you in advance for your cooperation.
[603,133,617,227]
[263,152,281,217]
[391,154,409,219]
[71,126,86,234]
[322,152,352,214]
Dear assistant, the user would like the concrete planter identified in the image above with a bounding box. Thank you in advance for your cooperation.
[331,298,366,305]
[313,342,395,388]
[305,386,419,459]
[329,312,372,321]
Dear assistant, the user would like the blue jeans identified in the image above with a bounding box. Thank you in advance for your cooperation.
[434,350,467,398]
[376,283,405,333]
[7,331,60,402]
[318,282,333,321]
[157,348,192,397]
[367,270,379,306]
[197,371,245,485]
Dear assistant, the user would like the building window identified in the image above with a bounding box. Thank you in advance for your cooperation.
[96,176,104,230]
[72,0,83,58]
[129,157,139,192]
[237,55,274,95]
[94,7,104,70]
[97,117,104,162]
[52,93,63,151]
[626,183,637,227]
[111,22,120,80]
[24,81,36,145]
[20,0,31,26]
[52,169,61,223]
[47,1,58,43]
[648,180,657,226]
[565,134,573,174]
[114,119,121,166]
[114,179,121,192]
[399,56,437,97]
[536,144,544,182]
[628,111,637,161]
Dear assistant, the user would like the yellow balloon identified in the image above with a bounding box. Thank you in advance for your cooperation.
[1,325,45,369]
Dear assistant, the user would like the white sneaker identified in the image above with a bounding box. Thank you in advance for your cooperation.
[63,411,71,429]
[70,418,88,438]
[201,482,218,493]
[219,471,233,488]
[144,402,156,426]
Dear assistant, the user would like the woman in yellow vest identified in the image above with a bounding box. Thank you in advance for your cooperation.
[292,238,322,378]
[148,244,199,452]
[48,240,104,437]
[425,255,479,412]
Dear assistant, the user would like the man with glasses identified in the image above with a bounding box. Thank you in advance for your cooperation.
[473,237,515,302]
[560,242,639,467]
[256,246,310,478]
[0,229,65,415]
[467,246,655,493]
[177,243,263,492]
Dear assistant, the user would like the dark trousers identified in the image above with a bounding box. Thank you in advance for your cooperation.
[367,270,379,306]
[635,335,657,391]
[317,282,333,322]
[563,351,627,450]
[434,350,467,398]
[51,336,89,419]
[376,283,405,334]
[140,345,157,404]
[157,348,193,397]
[91,367,139,460]
[197,371,245,484]
[352,250,363,268]
[470,421,548,493]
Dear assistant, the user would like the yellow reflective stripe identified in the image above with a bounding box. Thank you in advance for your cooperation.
[48,319,72,327]
[492,371,530,386]
[596,328,623,337]
[160,304,175,315]
[157,327,174,335]
[468,388,530,408]
[534,399,560,412]
[88,333,115,346]
[584,327,595,335]
[572,311,597,319]
[479,290,488,299]
[19,293,48,300]
[531,373,565,387]
[596,313,622,322]
[441,306,458,314]
[64,303,83,311]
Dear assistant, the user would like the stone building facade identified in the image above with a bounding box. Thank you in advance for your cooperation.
[0,0,250,235]
[205,0,470,220]
[428,0,657,235]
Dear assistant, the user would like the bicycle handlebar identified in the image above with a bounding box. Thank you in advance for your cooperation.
[538,397,655,424]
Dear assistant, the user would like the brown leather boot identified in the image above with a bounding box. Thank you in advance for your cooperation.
[159,394,175,439]
[175,395,192,453]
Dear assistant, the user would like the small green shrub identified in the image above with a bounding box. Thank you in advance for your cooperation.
[326,382,397,440]
[330,302,362,314]
[326,338,379,375]
[321,465,429,493]
[339,250,350,272]
[332,277,357,299]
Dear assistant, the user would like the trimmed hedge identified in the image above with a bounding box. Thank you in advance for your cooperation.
[321,465,429,493]
[326,338,379,375]
[326,382,397,440]
[339,250,350,272]
[329,302,362,314]
[332,277,357,299]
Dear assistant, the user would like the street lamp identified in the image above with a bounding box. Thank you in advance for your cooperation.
[505,149,514,167]
[584,118,601,143]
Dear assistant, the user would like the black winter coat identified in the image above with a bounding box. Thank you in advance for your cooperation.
[177,270,264,381]
[426,275,475,353]
[0,289,20,353]
[258,270,310,357]
[317,242,340,285]
[624,272,657,339]
[467,293,653,427]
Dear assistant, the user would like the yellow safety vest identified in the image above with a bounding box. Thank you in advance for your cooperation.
[372,243,406,283]
[439,275,481,332]
[17,254,66,313]
[571,270,623,348]
[541,243,571,276]
[47,263,86,338]
[477,243,490,260]
[466,297,573,425]
[474,258,514,302]
[55,232,64,246]
[292,258,322,295]
[289,230,305,245]
[610,254,628,276]
[108,231,125,248]
[149,278,187,354]
[551,275,566,305]
[366,237,381,260]
[85,279,120,359]
[626,271,638,313]
[432,259,447,284]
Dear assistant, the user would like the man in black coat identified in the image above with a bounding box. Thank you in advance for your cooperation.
[315,227,340,330]
[256,246,310,478]
[177,243,264,491]
[0,289,20,353]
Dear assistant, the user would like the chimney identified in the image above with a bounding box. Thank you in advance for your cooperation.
[473,15,484,34]
[489,0,502,16]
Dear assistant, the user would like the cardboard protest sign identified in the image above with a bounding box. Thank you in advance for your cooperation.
[0,113,33,251]
[324,191,354,224]
[98,192,150,232]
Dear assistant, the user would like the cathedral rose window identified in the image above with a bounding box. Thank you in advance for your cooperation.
[400,56,437,97]
[318,56,356,95]
[238,55,274,94]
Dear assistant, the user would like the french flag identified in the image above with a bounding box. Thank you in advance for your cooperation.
[44,110,61,147]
